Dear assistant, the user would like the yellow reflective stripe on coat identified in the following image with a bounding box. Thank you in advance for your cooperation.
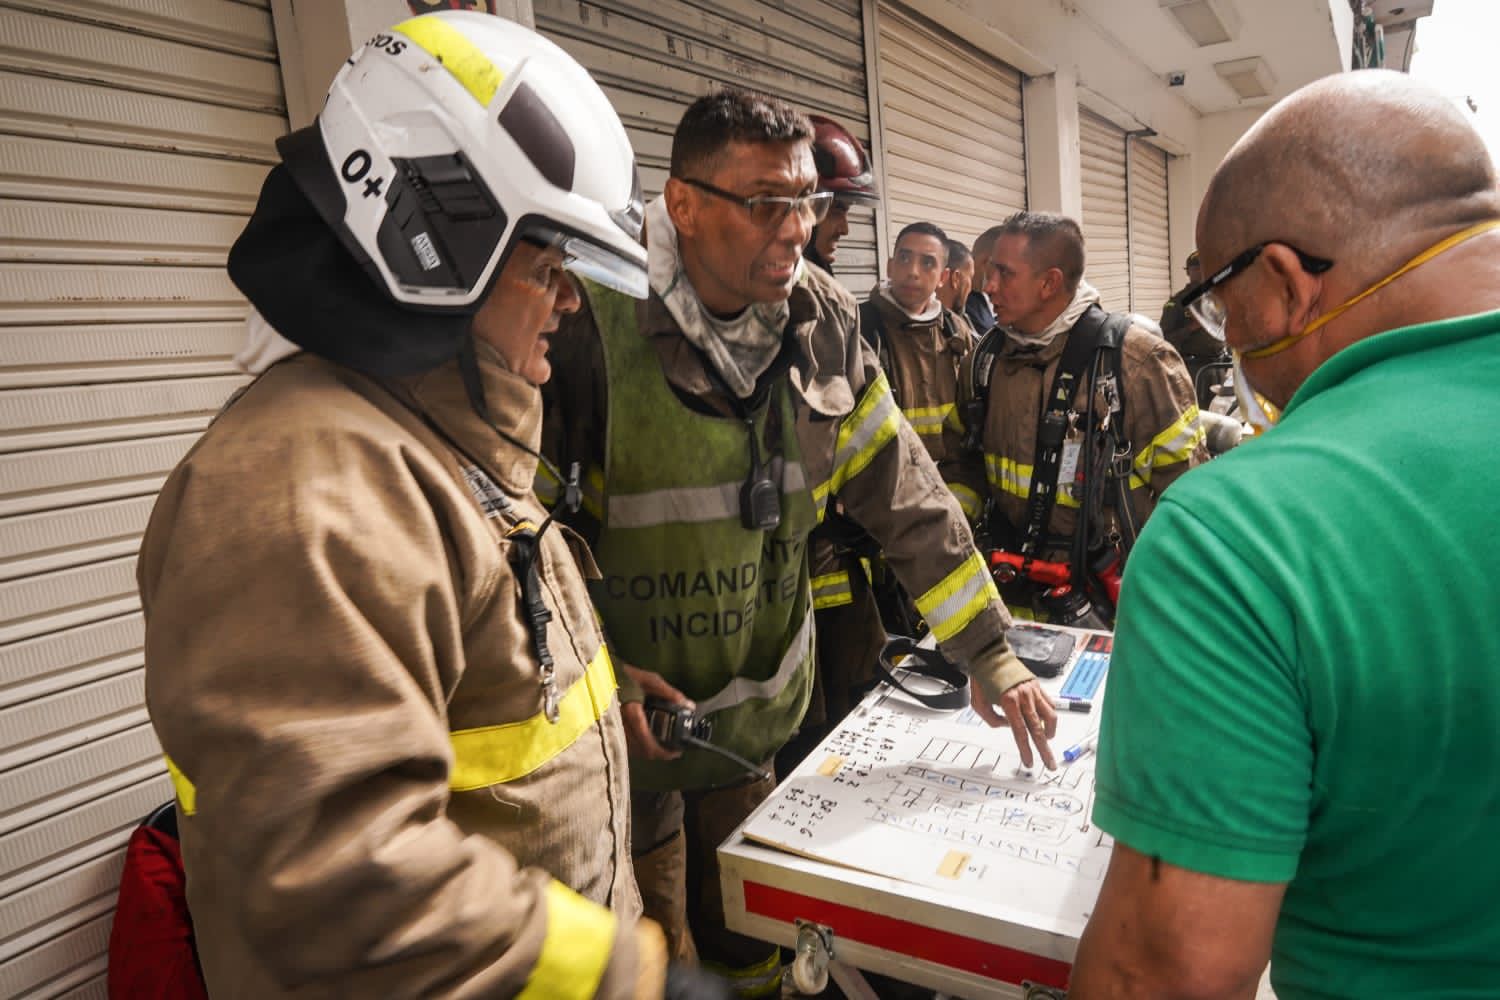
[532,463,605,518]
[533,463,561,505]
[518,880,616,1000]
[449,646,617,791]
[1128,406,1204,490]
[164,755,197,816]
[985,453,1079,509]
[393,16,505,106]
[582,464,605,520]
[901,403,956,437]
[948,482,982,522]
[811,570,854,609]
[704,947,784,999]
[813,373,901,509]
[915,551,999,643]
[163,654,617,814]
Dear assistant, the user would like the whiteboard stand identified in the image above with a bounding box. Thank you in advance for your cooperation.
[719,628,1113,998]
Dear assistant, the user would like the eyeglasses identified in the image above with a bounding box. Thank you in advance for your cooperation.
[679,177,834,229]
[1181,242,1333,340]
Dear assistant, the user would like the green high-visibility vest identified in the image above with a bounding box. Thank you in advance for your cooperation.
[587,282,818,790]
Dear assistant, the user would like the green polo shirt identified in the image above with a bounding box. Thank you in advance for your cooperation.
[1094,309,1500,998]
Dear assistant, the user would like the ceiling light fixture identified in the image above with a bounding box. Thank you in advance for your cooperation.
[1214,56,1277,99]
[1158,0,1242,46]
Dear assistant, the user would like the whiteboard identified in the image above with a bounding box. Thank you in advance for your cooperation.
[742,629,1113,939]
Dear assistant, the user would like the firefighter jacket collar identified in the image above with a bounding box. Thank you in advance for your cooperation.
[401,347,546,498]
[1003,279,1101,353]
[875,279,943,323]
[645,196,794,399]
[636,270,856,419]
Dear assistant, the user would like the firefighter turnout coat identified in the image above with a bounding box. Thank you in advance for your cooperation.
[138,350,649,999]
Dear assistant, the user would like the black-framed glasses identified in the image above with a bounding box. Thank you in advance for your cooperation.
[680,177,834,229]
[1180,242,1333,340]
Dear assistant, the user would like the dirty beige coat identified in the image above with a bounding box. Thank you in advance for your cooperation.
[138,351,647,998]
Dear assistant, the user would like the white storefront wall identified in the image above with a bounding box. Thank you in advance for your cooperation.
[0,3,288,994]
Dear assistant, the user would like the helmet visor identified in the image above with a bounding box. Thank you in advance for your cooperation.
[525,222,647,299]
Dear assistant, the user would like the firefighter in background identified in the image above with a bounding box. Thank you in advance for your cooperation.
[937,238,976,318]
[862,222,984,522]
[137,13,720,998]
[803,114,879,275]
[1160,249,1231,406]
[970,211,1206,626]
[541,88,1055,996]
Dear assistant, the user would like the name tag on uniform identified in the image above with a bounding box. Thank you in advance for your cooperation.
[1058,439,1082,488]
[462,465,513,519]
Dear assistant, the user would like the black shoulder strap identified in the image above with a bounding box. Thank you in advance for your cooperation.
[858,298,890,372]
[1016,304,1113,557]
[874,636,971,710]
[940,308,960,341]
[960,323,1004,453]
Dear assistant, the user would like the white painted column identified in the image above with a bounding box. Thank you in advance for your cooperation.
[1166,152,1196,271]
[1022,66,1082,220]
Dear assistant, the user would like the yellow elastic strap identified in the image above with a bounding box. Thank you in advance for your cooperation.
[518,881,617,1000]
[1244,218,1500,360]
[449,646,617,791]
[393,15,505,106]
[164,755,196,816]
[916,551,998,643]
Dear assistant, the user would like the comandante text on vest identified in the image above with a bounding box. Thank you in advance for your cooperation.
[600,537,804,643]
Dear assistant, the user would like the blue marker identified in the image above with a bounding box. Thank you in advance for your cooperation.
[1062,734,1098,763]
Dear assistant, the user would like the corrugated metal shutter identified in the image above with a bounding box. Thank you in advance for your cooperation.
[874,2,1025,253]
[534,0,880,295]
[1129,137,1172,319]
[1079,109,1129,312]
[0,2,285,994]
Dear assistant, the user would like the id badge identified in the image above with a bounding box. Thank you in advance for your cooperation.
[1058,439,1082,487]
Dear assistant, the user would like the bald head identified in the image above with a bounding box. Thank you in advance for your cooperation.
[1200,71,1499,281]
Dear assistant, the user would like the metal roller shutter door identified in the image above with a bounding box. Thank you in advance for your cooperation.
[534,0,880,295]
[1079,109,1129,313]
[875,2,1026,253]
[0,2,286,994]
[1129,138,1172,319]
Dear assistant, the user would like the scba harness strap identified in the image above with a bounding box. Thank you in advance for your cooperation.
[962,305,1132,592]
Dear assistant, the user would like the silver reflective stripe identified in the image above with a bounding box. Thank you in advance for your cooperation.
[918,552,995,643]
[607,458,807,529]
[694,607,814,716]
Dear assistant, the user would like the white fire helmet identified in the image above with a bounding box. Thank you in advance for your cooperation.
[279,11,647,309]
